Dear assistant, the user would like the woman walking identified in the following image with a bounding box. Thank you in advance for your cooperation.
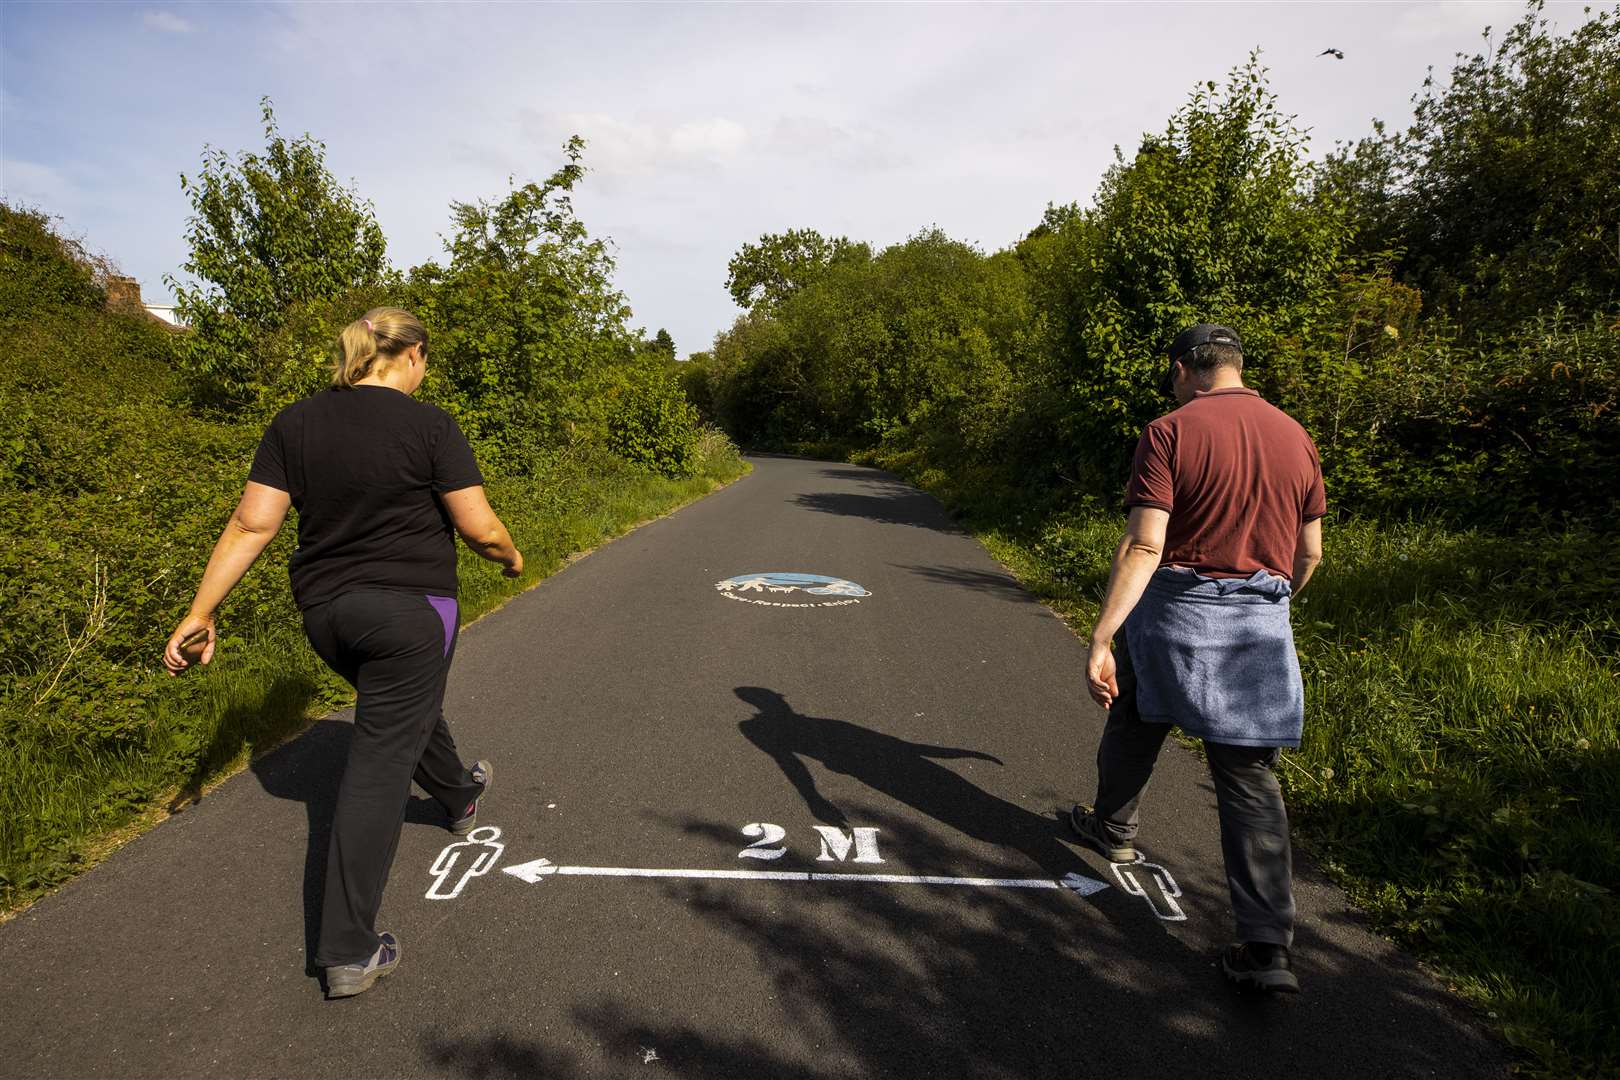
[162,307,523,999]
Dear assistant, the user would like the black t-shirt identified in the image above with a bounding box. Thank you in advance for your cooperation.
[248,386,484,609]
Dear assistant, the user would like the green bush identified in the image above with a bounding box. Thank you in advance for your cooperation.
[1027,55,1351,472]
[1324,5,1620,328]
[606,359,703,477]
[1292,309,1620,525]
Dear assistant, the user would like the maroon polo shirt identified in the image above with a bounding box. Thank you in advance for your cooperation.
[1124,387,1326,579]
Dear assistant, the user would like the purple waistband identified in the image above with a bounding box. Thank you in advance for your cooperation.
[425,594,457,657]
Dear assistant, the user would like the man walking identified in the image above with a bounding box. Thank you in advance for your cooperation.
[1070,324,1325,994]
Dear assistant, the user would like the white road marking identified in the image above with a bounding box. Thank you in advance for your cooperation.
[426,826,505,900]
[812,825,883,863]
[1110,859,1186,920]
[501,858,1109,895]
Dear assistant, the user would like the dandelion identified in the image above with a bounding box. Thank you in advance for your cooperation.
[1576,737,1591,751]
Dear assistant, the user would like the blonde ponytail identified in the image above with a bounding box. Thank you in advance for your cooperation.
[333,307,428,387]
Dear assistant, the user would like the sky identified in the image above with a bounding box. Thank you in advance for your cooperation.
[0,1,1584,357]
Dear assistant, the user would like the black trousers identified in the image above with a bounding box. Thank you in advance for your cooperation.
[1090,634,1297,946]
[303,588,483,967]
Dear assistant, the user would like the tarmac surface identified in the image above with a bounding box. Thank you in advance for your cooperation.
[0,455,1506,1079]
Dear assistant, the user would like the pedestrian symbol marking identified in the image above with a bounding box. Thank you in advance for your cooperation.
[1111,859,1186,920]
[715,573,869,608]
[426,825,505,900]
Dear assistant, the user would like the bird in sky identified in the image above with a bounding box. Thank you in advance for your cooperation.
[1318,48,1345,59]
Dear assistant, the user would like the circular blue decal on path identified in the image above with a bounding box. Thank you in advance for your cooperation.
[714,573,870,608]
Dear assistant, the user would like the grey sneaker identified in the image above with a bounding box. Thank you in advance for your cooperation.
[1067,804,1138,863]
[325,931,400,999]
[449,760,493,836]
[1221,942,1301,994]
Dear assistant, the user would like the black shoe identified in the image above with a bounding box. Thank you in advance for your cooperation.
[449,759,493,836]
[1221,942,1300,994]
[1067,804,1138,863]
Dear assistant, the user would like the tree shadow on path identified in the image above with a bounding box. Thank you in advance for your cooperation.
[793,470,964,533]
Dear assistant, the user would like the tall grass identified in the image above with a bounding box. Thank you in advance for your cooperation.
[867,447,1619,1079]
[0,438,747,916]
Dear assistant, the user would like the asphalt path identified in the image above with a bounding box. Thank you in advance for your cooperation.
[0,455,1504,1079]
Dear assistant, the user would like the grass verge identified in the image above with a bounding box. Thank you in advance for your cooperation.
[863,446,1618,1080]
[0,437,748,919]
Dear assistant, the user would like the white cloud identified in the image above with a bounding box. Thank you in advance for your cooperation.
[1390,1,1516,44]
[523,112,750,179]
[1,158,76,211]
[766,116,909,171]
[142,10,195,35]
[668,118,748,162]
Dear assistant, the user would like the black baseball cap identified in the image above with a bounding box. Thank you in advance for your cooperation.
[1161,323,1242,396]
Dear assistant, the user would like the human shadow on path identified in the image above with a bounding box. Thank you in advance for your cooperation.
[249,719,348,976]
[735,686,1085,879]
[249,717,446,976]
[169,672,323,812]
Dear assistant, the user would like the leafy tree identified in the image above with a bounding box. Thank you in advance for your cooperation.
[726,229,871,311]
[651,327,676,359]
[706,228,1029,454]
[167,99,388,413]
[677,350,717,424]
[1015,202,1082,251]
[410,137,636,471]
[1325,4,1620,326]
[1029,53,1353,474]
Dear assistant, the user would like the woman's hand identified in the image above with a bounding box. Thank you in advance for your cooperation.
[163,613,216,675]
[166,481,288,676]
[442,486,522,573]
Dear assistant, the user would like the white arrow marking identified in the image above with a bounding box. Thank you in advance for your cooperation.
[1061,872,1111,897]
[500,860,1109,894]
[502,858,557,884]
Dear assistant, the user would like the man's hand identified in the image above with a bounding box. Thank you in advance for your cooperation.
[502,549,525,579]
[1087,638,1119,709]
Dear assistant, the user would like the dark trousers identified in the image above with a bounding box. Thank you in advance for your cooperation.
[1092,635,1296,946]
[303,588,482,967]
